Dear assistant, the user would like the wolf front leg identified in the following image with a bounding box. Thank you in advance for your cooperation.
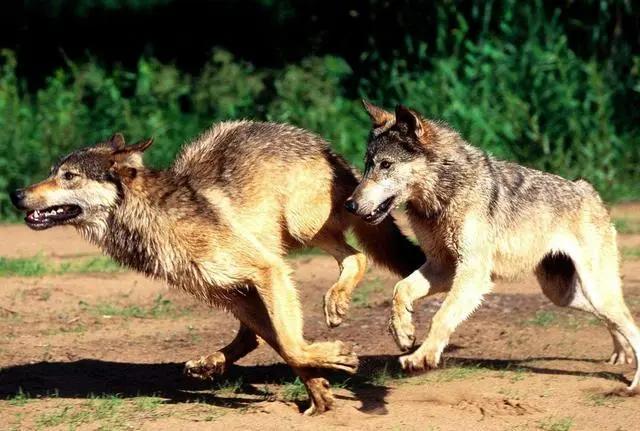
[389,262,454,351]
[312,233,368,328]
[184,322,262,380]
[399,257,492,372]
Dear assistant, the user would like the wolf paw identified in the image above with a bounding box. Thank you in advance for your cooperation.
[389,308,416,352]
[399,349,440,373]
[303,377,335,416]
[608,348,634,365]
[304,341,359,374]
[184,352,227,380]
[323,286,351,328]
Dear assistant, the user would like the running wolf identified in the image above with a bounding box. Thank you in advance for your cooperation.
[345,101,640,390]
[10,120,424,414]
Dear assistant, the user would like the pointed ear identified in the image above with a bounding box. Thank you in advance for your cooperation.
[111,138,153,168]
[395,105,425,138]
[362,99,394,128]
[124,137,154,153]
[108,133,126,151]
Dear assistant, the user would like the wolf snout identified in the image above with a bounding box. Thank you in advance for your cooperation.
[9,189,27,210]
[344,198,359,214]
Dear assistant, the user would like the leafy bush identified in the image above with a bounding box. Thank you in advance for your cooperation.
[1,0,638,219]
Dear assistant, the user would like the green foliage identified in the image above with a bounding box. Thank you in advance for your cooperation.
[1,1,638,220]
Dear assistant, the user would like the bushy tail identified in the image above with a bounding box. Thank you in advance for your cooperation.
[351,215,425,277]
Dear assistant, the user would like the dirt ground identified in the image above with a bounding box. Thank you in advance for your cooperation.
[1,205,640,430]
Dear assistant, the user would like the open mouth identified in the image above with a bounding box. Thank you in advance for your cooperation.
[364,196,395,224]
[25,205,82,230]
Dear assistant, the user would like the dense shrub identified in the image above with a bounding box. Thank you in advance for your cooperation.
[1,0,638,219]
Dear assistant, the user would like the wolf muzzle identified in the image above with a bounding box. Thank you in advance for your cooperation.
[9,189,27,210]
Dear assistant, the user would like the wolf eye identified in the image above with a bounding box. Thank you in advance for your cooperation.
[63,172,77,181]
[380,160,392,170]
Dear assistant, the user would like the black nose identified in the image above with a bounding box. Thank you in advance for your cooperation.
[9,189,26,209]
[345,198,359,214]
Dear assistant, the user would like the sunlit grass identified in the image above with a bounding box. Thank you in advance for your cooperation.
[0,255,121,277]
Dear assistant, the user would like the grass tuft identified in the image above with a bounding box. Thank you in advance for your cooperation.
[526,310,557,327]
[621,246,640,260]
[614,218,640,235]
[0,255,122,277]
[80,294,185,319]
[281,377,307,402]
[538,416,573,431]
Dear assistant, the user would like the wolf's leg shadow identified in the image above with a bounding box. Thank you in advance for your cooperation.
[184,322,262,380]
[312,232,367,328]
[389,261,453,351]
[399,256,492,372]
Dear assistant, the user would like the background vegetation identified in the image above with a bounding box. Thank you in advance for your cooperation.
[1,0,638,219]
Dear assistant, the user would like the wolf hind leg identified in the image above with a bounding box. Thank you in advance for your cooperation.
[312,232,367,328]
[230,287,346,414]
[570,252,640,390]
[535,252,633,365]
[184,322,262,380]
[249,257,358,373]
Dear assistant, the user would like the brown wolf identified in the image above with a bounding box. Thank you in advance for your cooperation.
[9,120,424,414]
[345,101,640,391]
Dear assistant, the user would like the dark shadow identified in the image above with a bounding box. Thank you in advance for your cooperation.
[0,356,390,413]
[0,353,632,413]
[443,357,630,386]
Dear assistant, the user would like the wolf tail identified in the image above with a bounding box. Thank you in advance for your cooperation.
[351,215,425,277]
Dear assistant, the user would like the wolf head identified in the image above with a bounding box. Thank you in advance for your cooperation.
[10,134,153,231]
[345,101,438,224]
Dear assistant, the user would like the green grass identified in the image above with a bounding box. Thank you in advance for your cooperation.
[213,378,244,397]
[36,395,125,430]
[621,246,640,260]
[133,396,165,411]
[351,277,385,308]
[614,218,640,235]
[585,392,624,407]
[526,310,558,327]
[286,247,325,259]
[0,255,122,277]
[538,416,574,431]
[366,364,405,386]
[7,388,30,407]
[80,294,185,319]
[281,377,307,402]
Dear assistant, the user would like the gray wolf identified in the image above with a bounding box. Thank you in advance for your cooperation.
[345,101,640,391]
[9,120,424,414]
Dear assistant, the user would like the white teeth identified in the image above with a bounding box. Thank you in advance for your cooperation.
[57,208,63,213]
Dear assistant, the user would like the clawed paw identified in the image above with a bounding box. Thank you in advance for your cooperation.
[323,287,351,328]
[399,350,439,373]
[184,352,227,380]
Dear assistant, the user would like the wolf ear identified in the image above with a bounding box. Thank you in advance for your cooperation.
[362,99,394,129]
[395,105,425,138]
[111,138,154,169]
[108,133,126,151]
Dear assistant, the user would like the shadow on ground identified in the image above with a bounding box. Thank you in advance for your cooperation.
[0,354,630,413]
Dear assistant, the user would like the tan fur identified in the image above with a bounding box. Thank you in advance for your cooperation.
[350,103,640,391]
[12,121,424,415]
